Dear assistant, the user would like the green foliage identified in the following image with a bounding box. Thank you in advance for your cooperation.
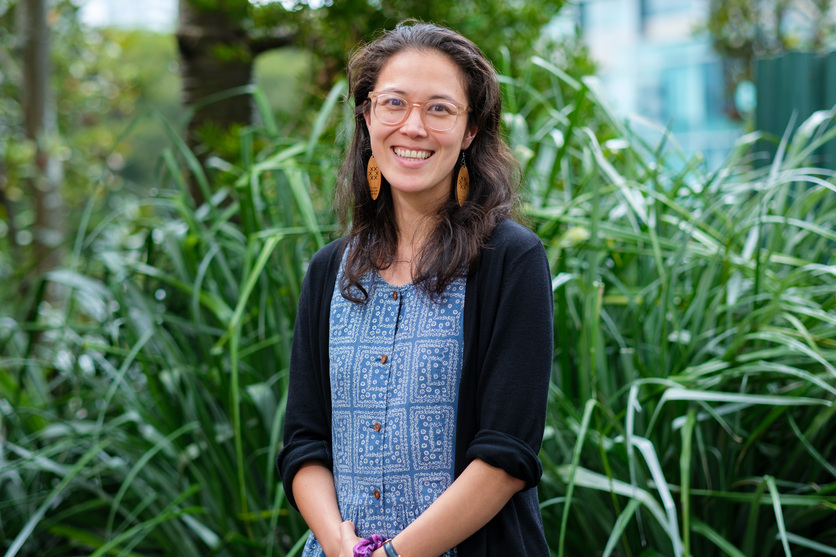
[0,1,156,282]
[705,0,836,109]
[254,48,314,129]
[506,56,836,555]
[103,29,181,186]
[304,0,571,66]
[2,23,835,557]
[1,85,345,556]
[707,0,836,58]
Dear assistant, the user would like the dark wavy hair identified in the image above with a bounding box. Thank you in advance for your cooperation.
[337,20,519,302]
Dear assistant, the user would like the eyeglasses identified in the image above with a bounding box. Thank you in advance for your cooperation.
[367,92,468,132]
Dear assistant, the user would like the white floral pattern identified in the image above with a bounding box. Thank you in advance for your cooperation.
[301,264,465,557]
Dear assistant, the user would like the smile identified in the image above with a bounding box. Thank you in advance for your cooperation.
[393,147,433,160]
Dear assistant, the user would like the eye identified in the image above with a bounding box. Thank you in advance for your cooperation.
[427,103,456,115]
[379,96,405,108]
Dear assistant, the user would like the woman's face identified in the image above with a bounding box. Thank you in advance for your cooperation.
[364,49,477,211]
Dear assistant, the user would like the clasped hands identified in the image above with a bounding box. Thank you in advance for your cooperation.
[338,520,386,557]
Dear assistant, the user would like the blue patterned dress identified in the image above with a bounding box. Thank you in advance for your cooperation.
[301,263,465,557]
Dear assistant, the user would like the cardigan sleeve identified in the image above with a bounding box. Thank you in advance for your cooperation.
[276,241,340,510]
[464,222,553,489]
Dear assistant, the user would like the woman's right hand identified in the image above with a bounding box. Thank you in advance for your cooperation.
[338,520,363,557]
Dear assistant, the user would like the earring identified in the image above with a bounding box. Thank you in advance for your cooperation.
[367,155,381,200]
[455,152,469,206]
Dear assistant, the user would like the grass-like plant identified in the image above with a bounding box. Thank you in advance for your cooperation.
[1,57,834,557]
[0,83,347,556]
[505,55,836,555]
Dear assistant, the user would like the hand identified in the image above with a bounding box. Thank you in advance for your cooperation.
[339,520,362,557]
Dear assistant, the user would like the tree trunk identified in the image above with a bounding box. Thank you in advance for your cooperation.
[177,0,253,139]
[19,0,64,282]
[176,0,295,205]
[177,0,254,206]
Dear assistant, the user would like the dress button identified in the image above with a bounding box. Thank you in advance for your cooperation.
[373,489,381,500]
[392,291,398,300]
[380,354,388,364]
[373,422,381,432]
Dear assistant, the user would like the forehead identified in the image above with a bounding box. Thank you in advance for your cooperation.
[374,49,467,101]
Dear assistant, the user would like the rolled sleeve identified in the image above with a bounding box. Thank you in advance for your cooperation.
[276,440,332,509]
[465,429,543,488]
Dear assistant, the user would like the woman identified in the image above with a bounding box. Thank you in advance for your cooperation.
[277,21,553,557]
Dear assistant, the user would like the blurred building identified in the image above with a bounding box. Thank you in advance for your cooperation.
[569,0,742,169]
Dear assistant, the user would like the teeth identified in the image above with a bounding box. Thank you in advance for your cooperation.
[394,148,431,160]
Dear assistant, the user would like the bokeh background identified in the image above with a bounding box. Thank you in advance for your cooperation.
[2,1,835,556]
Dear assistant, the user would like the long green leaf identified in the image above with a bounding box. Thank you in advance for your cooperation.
[4,441,110,557]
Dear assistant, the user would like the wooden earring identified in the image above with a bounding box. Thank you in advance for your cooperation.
[455,152,469,206]
[367,155,381,200]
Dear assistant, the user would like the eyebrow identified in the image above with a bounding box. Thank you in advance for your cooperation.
[377,88,462,104]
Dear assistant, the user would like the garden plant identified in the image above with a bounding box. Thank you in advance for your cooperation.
[1,53,835,556]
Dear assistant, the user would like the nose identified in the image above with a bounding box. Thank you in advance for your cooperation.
[398,104,428,137]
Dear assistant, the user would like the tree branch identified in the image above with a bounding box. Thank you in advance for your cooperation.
[249,30,298,56]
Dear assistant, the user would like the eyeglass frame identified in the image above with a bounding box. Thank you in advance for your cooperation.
[366,91,470,132]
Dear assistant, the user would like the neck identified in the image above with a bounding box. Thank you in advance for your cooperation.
[391,191,443,260]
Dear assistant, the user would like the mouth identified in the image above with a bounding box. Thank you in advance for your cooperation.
[393,147,433,161]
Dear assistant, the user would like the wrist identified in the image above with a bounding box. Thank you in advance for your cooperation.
[322,528,343,557]
[323,538,341,557]
[382,539,400,557]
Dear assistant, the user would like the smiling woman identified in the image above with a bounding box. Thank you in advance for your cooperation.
[277,21,553,557]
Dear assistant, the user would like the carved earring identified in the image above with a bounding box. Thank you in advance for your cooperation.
[455,152,469,206]
[367,155,381,200]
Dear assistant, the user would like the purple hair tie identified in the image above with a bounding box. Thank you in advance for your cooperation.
[353,534,387,557]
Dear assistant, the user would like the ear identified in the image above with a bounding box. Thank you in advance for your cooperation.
[461,126,478,150]
[363,102,372,130]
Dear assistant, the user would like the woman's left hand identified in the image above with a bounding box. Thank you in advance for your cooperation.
[339,520,387,557]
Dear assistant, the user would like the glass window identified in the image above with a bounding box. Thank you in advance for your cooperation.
[661,64,704,128]
[580,0,632,29]
[703,60,728,124]
[640,0,692,16]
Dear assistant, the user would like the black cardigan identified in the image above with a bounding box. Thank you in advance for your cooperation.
[277,219,553,556]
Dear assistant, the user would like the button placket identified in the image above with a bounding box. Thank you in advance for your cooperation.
[364,286,401,508]
[378,286,405,508]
